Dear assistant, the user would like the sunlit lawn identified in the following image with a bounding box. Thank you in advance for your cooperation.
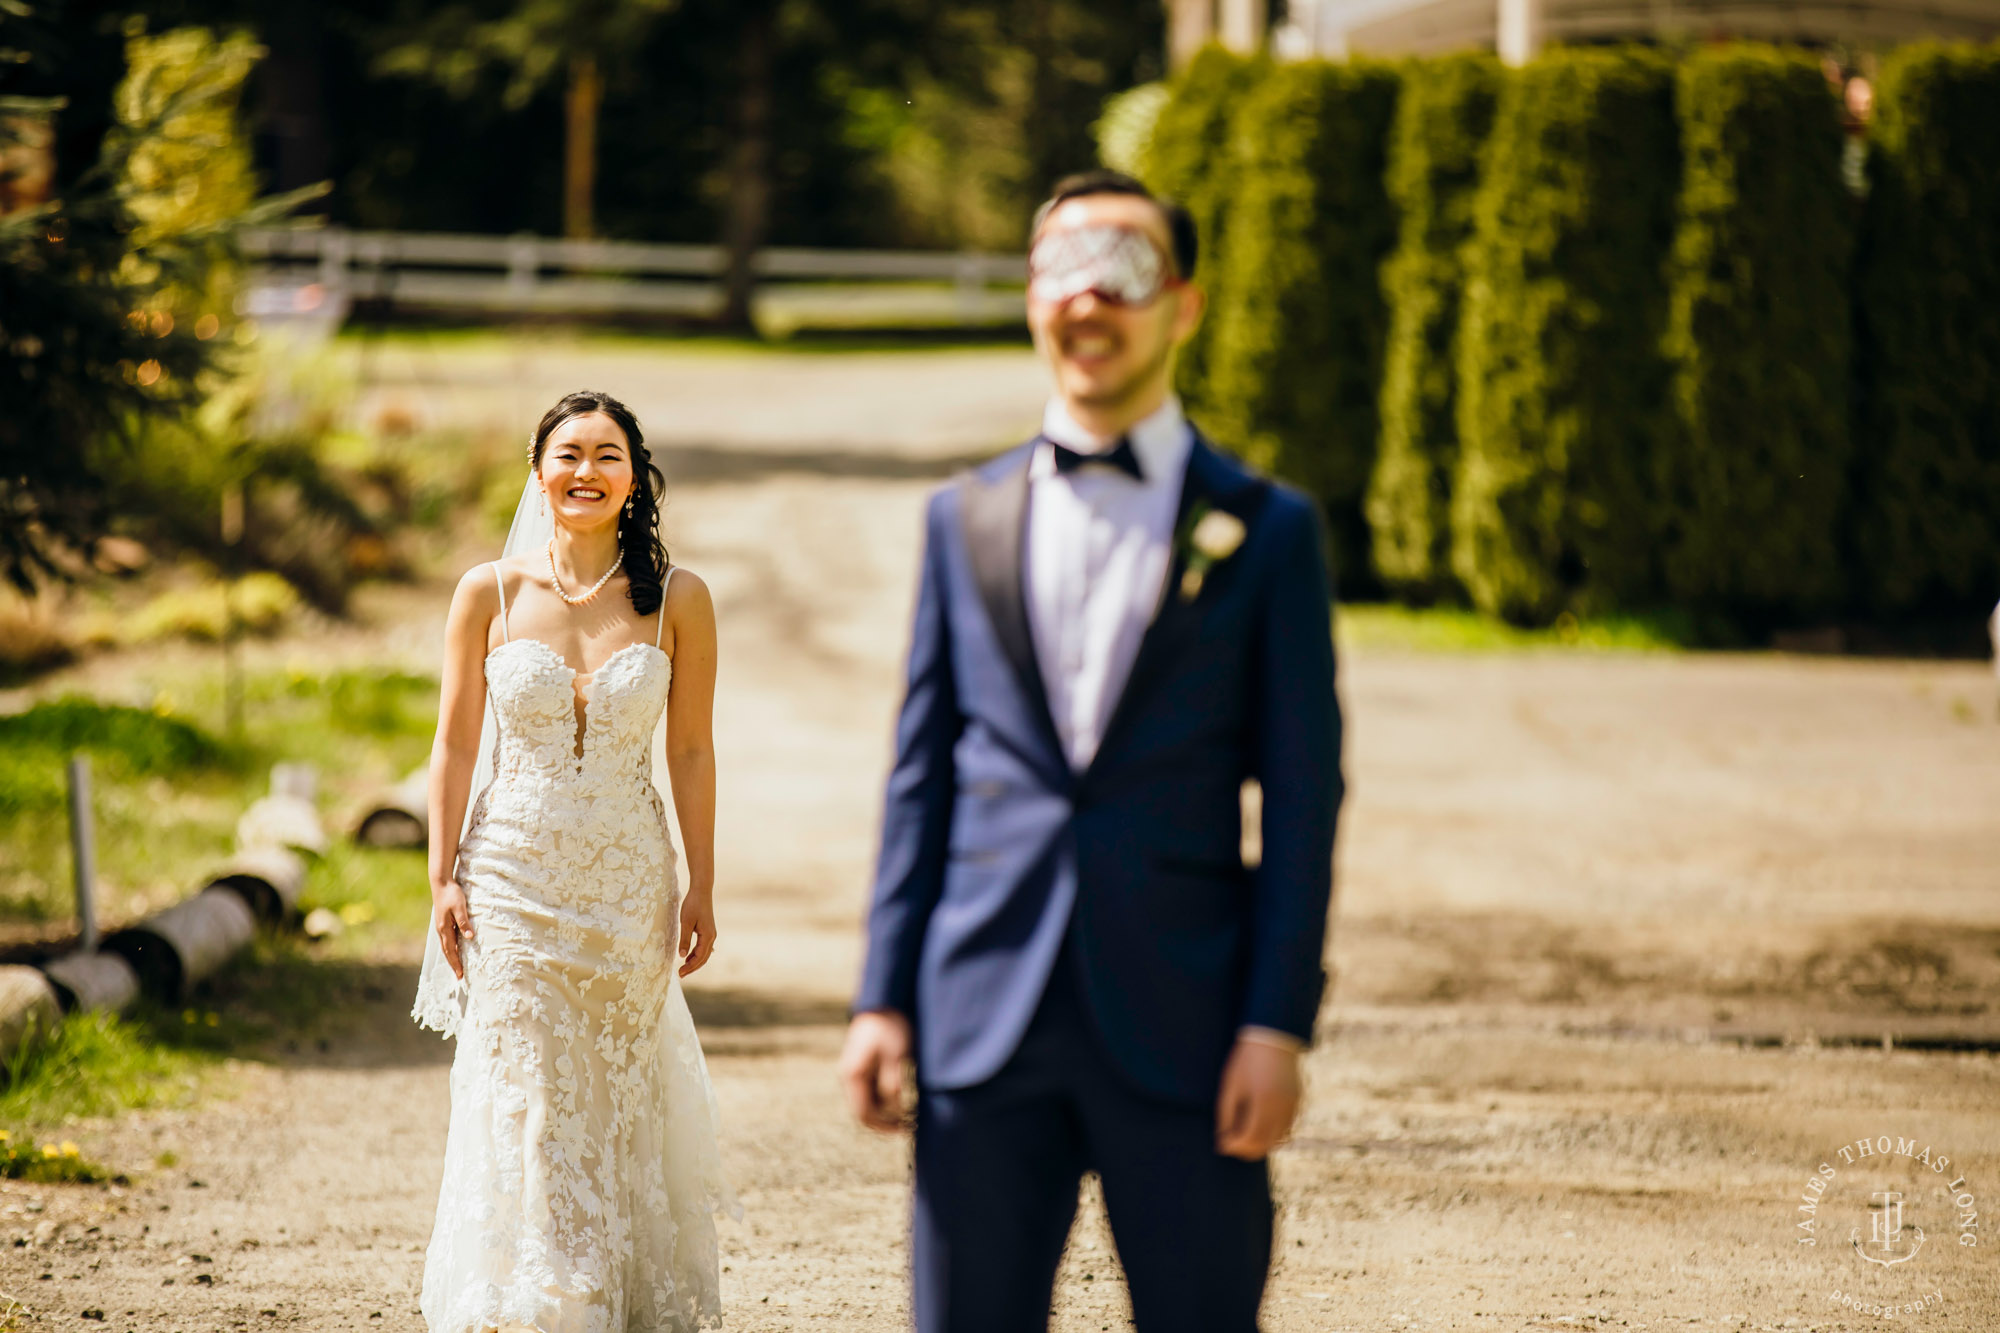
[1337,602,1689,654]
[0,662,437,931]
[0,658,439,1133]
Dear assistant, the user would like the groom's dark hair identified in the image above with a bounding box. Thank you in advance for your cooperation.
[1032,169,1198,280]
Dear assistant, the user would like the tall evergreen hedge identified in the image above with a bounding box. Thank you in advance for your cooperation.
[1658,46,1854,620]
[1206,59,1400,588]
[1452,48,1679,623]
[1140,44,1262,424]
[1367,53,1503,601]
[1853,42,2000,616]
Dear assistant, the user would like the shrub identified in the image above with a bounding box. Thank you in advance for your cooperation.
[0,696,224,777]
[1205,58,1400,589]
[1095,81,1171,175]
[1657,46,1855,621]
[1139,43,1263,424]
[1852,43,2000,616]
[1452,48,1679,623]
[125,572,302,644]
[1368,53,1503,601]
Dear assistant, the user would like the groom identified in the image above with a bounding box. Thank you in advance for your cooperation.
[840,170,1343,1332]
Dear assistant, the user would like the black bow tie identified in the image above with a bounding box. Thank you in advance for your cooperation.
[1046,434,1144,482]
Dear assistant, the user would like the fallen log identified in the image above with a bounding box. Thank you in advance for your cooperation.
[101,886,258,1003]
[40,951,140,1014]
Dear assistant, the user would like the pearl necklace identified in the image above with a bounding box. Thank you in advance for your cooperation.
[546,539,622,605]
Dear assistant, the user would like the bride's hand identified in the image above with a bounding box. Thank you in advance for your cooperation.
[431,880,474,981]
[677,889,717,977]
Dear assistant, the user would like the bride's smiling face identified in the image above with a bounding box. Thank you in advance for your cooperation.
[536,411,635,533]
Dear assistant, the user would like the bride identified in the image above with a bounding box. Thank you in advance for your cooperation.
[412,389,733,1332]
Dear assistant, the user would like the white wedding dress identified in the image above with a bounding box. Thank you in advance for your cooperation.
[414,564,732,1333]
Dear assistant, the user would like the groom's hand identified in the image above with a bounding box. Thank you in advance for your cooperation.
[1215,1037,1303,1161]
[840,1009,914,1133]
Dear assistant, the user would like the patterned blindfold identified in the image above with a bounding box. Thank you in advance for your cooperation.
[1028,224,1181,308]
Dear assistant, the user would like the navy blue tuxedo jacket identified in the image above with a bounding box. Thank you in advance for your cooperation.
[855,431,1343,1108]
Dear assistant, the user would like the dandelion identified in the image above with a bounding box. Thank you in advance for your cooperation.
[59,1142,78,1158]
[204,1013,219,1027]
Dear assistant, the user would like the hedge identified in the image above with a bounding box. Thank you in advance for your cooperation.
[1452,48,1679,623]
[1853,42,2000,616]
[1658,46,1855,620]
[1367,53,1503,601]
[1205,59,1400,589]
[1140,44,1263,425]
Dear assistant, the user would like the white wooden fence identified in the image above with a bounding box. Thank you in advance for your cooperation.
[241,228,1028,330]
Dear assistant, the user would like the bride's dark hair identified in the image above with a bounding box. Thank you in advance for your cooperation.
[531,390,670,616]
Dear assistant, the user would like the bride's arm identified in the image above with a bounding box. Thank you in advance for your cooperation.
[663,571,719,977]
[427,565,498,978]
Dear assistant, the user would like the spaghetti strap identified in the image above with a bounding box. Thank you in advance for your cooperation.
[655,567,673,649]
[490,562,511,643]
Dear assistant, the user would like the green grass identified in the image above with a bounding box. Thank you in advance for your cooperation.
[300,839,433,938]
[1337,602,1690,653]
[0,657,439,1137]
[0,664,438,926]
[0,1009,209,1129]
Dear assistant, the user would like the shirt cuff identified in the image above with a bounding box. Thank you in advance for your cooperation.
[1236,1025,1307,1054]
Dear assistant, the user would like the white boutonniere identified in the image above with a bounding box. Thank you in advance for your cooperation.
[1176,503,1247,602]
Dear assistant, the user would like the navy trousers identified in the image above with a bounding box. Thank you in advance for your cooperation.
[911,948,1273,1333]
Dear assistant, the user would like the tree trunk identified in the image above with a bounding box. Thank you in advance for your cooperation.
[719,5,775,334]
[564,53,603,240]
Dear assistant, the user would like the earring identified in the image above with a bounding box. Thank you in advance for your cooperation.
[538,489,546,516]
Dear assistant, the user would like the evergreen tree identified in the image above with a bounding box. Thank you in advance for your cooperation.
[1367,52,1501,601]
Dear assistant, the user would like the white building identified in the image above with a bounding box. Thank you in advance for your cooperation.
[1167,0,2000,66]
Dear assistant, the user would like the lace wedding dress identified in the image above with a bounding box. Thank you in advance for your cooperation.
[414,564,732,1333]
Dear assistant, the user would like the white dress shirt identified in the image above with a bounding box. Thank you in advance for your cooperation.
[1024,397,1305,1058]
[1025,396,1192,773]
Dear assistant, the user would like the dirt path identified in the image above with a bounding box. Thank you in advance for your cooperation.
[10,341,2000,1330]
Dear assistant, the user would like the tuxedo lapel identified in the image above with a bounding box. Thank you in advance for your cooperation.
[1090,433,1267,772]
[960,448,1061,759]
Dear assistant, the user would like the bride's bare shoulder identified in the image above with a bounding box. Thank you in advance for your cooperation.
[449,558,521,616]
[664,565,713,618]
[457,555,540,596]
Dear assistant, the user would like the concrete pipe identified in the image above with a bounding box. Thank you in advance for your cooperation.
[40,951,140,1014]
[0,966,60,1060]
[236,793,328,857]
[204,844,307,924]
[102,886,257,1002]
[355,766,429,849]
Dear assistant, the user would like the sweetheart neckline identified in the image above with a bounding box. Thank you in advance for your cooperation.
[486,636,668,682]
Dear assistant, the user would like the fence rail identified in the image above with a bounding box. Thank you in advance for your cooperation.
[241,228,1029,328]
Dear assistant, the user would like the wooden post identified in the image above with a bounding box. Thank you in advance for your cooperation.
[66,756,97,952]
[1218,0,1267,51]
[1498,0,1544,66]
[1168,0,1218,72]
